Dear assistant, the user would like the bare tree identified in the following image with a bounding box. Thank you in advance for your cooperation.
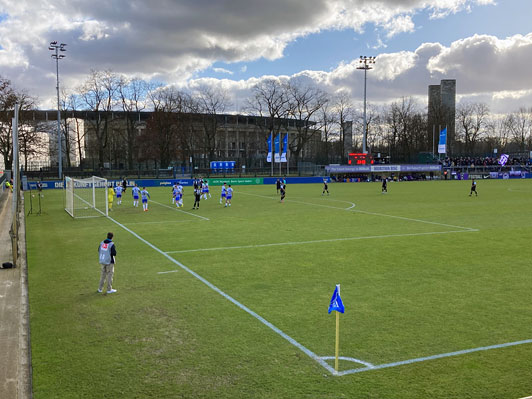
[317,99,338,163]
[195,85,231,163]
[118,77,149,169]
[384,97,425,162]
[142,87,196,168]
[245,78,290,135]
[19,121,46,171]
[456,102,490,155]
[0,77,37,170]
[78,70,120,168]
[286,79,328,165]
[331,90,354,162]
[503,107,532,151]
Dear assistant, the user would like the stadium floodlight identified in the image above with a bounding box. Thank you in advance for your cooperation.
[65,176,109,218]
[356,55,376,154]
[49,40,67,180]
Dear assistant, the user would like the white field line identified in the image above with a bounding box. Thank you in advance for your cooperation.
[151,200,209,221]
[103,214,336,375]
[157,270,179,274]
[165,230,477,254]
[239,191,476,231]
[124,220,196,226]
[336,338,532,376]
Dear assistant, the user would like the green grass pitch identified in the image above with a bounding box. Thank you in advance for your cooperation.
[25,179,532,398]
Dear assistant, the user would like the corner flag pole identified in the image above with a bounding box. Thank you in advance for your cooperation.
[328,283,345,373]
[335,311,340,371]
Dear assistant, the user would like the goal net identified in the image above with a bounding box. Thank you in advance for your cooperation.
[65,176,108,218]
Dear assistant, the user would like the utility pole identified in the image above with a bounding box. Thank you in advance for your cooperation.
[48,41,67,180]
[356,56,376,154]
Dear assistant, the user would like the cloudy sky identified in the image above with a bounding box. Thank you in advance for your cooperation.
[1,0,531,113]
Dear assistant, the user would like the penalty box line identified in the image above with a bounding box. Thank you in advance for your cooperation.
[238,191,476,232]
[165,230,477,254]
[104,214,336,376]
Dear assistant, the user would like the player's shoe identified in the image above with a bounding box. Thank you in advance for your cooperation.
[107,289,117,294]
[97,289,102,293]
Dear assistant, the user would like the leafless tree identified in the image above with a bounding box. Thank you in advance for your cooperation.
[456,102,490,154]
[285,79,328,165]
[503,107,532,151]
[78,70,120,168]
[118,77,149,169]
[195,85,231,163]
[331,90,354,162]
[142,87,196,168]
[0,77,37,170]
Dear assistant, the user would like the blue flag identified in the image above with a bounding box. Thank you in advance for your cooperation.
[280,133,288,162]
[328,284,345,314]
[274,134,280,162]
[438,128,447,154]
[267,132,272,162]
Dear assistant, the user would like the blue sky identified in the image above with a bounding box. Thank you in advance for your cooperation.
[1,0,532,112]
[202,0,532,81]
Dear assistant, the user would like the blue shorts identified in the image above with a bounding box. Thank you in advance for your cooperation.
[221,194,226,198]
[117,194,122,198]
[142,198,148,203]
[226,195,232,200]
[133,195,139,200]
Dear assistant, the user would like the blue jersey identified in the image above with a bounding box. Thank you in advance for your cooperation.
[226,187,233,198]
[114,186,123,196]
[172,187,179,197]
[141,189,150,200]
[221,186,227,197]
[132,186,140,198]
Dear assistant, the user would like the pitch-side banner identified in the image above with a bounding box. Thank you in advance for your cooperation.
[438,128,447,154]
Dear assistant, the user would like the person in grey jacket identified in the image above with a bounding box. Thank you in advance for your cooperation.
[98,232,117,294]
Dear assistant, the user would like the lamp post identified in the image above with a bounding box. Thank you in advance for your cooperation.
[48,41,66,179]
[356,56,375,154]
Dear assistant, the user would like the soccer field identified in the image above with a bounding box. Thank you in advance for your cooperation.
[26,179,532,398]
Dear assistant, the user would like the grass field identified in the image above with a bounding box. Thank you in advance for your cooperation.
[25,179,532,398]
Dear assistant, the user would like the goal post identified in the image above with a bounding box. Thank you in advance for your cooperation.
[65,176,109,218]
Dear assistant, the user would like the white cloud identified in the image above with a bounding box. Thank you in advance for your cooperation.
[212,67,234,75]
[0,0,514,112]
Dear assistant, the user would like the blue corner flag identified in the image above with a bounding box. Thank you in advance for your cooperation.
[328,284,345,314]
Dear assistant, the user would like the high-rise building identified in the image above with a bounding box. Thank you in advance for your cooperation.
[428,79,456,155]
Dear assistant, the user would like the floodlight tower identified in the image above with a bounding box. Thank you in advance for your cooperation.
[49,41,67,179]
[356,56,375,154]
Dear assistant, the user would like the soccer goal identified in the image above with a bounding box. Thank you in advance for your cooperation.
[65,176,108,218]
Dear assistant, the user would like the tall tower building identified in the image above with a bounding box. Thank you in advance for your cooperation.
[428,79,456,155]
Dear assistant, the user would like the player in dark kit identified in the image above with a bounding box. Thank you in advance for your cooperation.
[469,179,478,196]
[322,179,329,196]
[381,178,387,194]
[276,179,281,194]
[280,184,286,203]
[193,186,202,209]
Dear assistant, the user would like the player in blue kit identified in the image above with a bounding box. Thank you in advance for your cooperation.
[131,184,141,207]
[225,185,233,207]
[172,183,179,204]
[141,187,151,212]
[220,182,227,204]
[114,185,123,205]
[202,180,211,200]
